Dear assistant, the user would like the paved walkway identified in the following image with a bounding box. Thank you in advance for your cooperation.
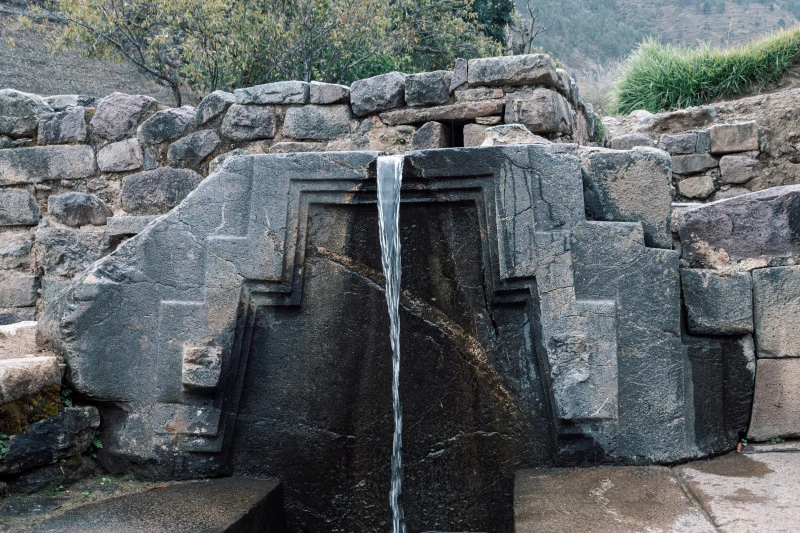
[515,442,800,532]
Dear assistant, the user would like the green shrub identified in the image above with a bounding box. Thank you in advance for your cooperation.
[610,27,800,114]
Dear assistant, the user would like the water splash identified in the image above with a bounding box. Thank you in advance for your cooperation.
[377,154,405,533]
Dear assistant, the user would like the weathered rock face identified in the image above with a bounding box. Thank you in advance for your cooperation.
[581,147,674,248]
[221,104,277,141]
[0,89,53,138]
[137,106,196,145]
[677,185,800,269]
[681,269,753,335]
[47,193,112,227]
[39,145,753,530]
[0,145,95,185]
[167,130,221,167]
[505,88,572,134]
[34,228,114,277]
[90,93,157,141]
[0,190,39,226]
[468,54,557,87]
[195,90,235,125]
[235,81,309,105]
[37,107,87,145]
[283,105,350,140]
[753,266,800,358]
[350,71,407,116]
[120,166,203,215]
[404,70,452,106]
[96,138,143,173]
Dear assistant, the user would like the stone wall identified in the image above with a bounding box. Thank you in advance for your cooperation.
[0,54,598,324]
[604,88,800,202]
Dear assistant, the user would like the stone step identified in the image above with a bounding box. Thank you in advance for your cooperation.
[31,478,284,533]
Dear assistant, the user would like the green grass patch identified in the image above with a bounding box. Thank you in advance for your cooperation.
[610,27,800,115]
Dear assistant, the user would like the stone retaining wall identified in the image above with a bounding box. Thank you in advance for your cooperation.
[0,54,599,324]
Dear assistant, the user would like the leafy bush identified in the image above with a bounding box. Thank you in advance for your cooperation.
[610,27,800,114]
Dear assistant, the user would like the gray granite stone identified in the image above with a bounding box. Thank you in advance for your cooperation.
[681,269,753,335]
[678,175,716,199]
[96,138,143,172]
[405,70,452,106]
[0,190,39,226]
[37,107,87,144]
[748,359,800,440]
[610,133,652,150]
[0,145,95,185]
[309,81,350,104]
[719,154,758,184]
[43,94,95,111]
[137,106,196,145]
[349,71,406,116]
[468,54,558,87]
[90,93,157,141]
[221,104,277,141]
[121,166,203,215]
[658,133,697,154]
[581,147,673,248]
[105,215,160,236]
[672,153,718,174]
[48,192,112,227]
[0,89,53,138]
[34,228,114,277]
[410,121,451,150]
[450,57,468,92]
[0,232,32,270]
[0,275,38,308]
[195,90,235,125]
[753,266,800,358]
[504,88,572,134]
[709,121,759,154]
[167,130,220,166]
[235,81,309,105]
[283,105,350,140]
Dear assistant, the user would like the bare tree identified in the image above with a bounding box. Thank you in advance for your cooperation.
[507,0,549,55]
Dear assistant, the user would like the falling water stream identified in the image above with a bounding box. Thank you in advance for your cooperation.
[377,155,405,533]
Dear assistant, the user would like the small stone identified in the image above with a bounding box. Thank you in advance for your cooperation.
[97,138,143,172]
[349,71,407,116]
[0,356,62,405]
[268,142,327,154]
[708,121,759,154]
[0,275,38,308]
[0,190,39,226]
[379,100,504,126]
[0,233,32,270]
[0,145,95,185]
[681,269,753,335]
[671,153,718,174]
[105,215,160,236]
[468,54,558,87]
[411,121,452,150]
[221,104,277,141]
[167,130,221,166]
[719,155,758,184]
[504,88,572,134]
[0,89,53,138]
[658,133,697,154]
[0,407,100,475]
[753,266,800,358]
[137,106,196,144]
[450,58,468,92]
[482,123,549,146]
[37,107,87,144]
[475,116,502,125]
[455,87,504,102]
[182,345,222,391]
[678,175,716,199]
[405,70,452,106]
[234,81,309,105]
[195,90,235,124]
[696,130,710,153]
[0,307,35,325]
[48,192,112,227]
[121,166,203,215]
[283,105,351,140]
[309,82,350,104]
[610,133,653,150]
[90,93,157,141]
[35,228,114,276]
[463,123,488,147]
[43,94,95,111]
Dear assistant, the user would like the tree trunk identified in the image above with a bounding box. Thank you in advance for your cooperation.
[171,83,182,107]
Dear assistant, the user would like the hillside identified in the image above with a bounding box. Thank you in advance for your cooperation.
[524,0,800,73]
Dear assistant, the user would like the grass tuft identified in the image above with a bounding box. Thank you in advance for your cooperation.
[610,27,800,115]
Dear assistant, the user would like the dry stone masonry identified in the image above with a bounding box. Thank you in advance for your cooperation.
[2,52,800,531]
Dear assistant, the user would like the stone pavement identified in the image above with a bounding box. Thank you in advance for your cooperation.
[516,444,800,532]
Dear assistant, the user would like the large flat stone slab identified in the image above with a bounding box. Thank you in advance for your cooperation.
[515,466,716,533]
[31,478,284,532]
[748,358,800,441]
[676,452,800,532]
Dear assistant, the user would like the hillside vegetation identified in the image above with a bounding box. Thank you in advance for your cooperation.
[610,27,800,113]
